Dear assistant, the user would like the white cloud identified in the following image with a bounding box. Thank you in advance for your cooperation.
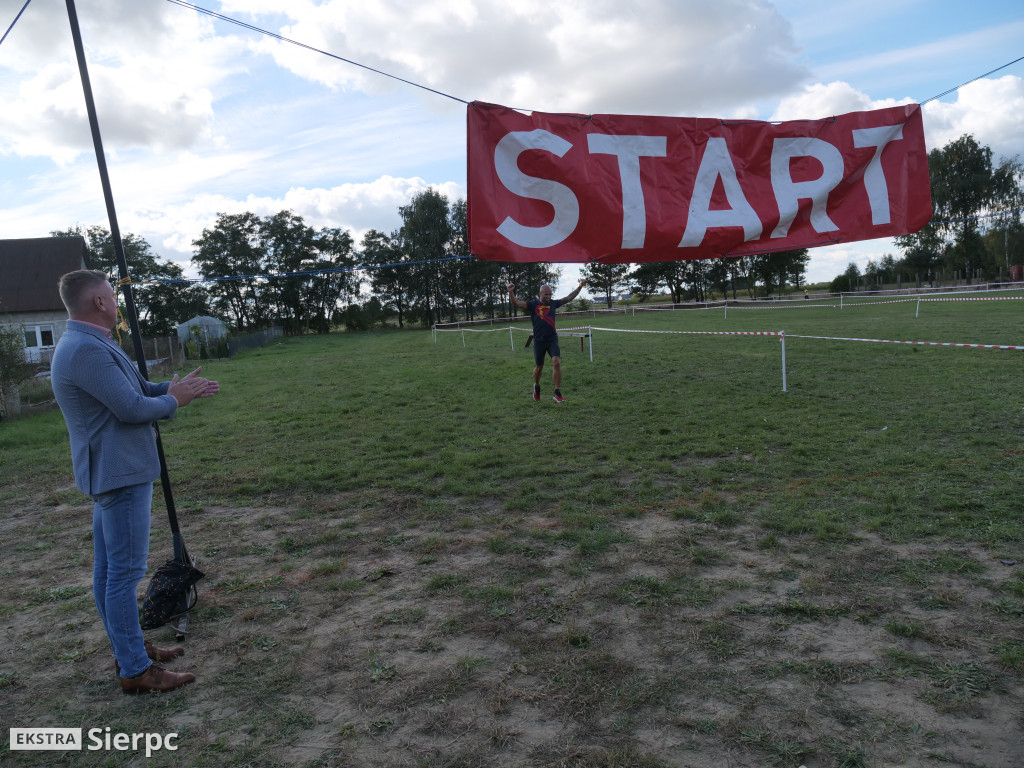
[237,0,809,115]
[770,81,909,121]
[923,75,1024,160]
[0,0,249,163]
[769,76,1023,163]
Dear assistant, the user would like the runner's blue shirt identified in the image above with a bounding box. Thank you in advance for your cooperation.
[527,299,562,343]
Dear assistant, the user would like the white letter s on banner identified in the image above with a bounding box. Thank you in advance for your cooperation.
[494,130,580,248]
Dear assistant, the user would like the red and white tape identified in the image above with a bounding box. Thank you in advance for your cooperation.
[591,327,781,337]
[435,324,1022,351]
[787,334,1024,350]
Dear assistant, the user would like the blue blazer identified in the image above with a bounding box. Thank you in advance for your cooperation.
[51,321,178,496]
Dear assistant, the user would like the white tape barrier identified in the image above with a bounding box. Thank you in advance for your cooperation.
[435,321,1022,394]
[787,334,1024,350]
[431,293,1022,333]
[433,323,594,359]
[632,293,1023,320]
[590,327,781,337]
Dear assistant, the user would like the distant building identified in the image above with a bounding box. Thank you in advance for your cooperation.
[0,237,91,364]
[176,315,228,347]
[594,293,633,304]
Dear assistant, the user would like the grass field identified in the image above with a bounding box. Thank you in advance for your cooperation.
[1,293,1022,767]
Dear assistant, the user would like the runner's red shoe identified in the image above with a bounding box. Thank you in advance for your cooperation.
[552,391,565,403]
[533,385,541,401]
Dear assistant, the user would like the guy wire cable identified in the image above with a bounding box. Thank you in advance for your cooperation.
[165,0,467,104]
[0,0,33,47]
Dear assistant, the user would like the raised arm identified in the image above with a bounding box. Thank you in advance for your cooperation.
[507,283,529,310]
[557,279,586,305]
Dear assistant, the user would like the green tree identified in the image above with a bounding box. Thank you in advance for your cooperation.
[895,224,944,286]
[986,156,1024,276]
[192,212,266,330]
[342,303,369,332]
[637,260,710,302]
[399,189,452,326]
[0,323,32,419]
[829,262,862,293]
[582,262,631,308]
[682,259,713,301]
[52,225,161,277]
[363,229,412,328]
[363,297,385,328]
[446,198,503,321]
[136,262,212,335]
[879,254,897,285]
[306,227,358,333]
[708,258,730,300]
[895,136,1024,284]
[864,258,879,288]
[929,136,993,282]
[630,262,665,301]
[260,211,317,334]
[749,249,809,296]
[51,226,193,335]
[983,220,1024,278]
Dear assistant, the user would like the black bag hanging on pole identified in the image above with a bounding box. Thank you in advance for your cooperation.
[139,448,204,634]
[140,556,204,630]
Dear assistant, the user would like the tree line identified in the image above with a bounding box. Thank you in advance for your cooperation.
[840,134,1023,291]
[54,133,1022,335]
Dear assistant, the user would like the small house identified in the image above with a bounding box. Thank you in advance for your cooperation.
[0,237,91,364]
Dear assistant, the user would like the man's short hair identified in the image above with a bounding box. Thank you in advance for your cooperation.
[59,270,109,315]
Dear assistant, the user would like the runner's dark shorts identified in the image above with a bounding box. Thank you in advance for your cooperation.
[533,337,560,366]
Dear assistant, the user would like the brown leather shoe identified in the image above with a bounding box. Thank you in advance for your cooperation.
[120,664,195,694]
[113,642,185,674]
[144,641,185,662]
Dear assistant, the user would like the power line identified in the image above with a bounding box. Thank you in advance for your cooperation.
[164,0,467,105]
[921,54,1024,104]
[0,0,33,48]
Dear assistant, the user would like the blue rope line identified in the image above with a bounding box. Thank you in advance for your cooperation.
[141,253,475,286]
[0,0,33,48]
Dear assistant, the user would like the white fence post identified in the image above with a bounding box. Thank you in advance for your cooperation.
[780,331,787,393]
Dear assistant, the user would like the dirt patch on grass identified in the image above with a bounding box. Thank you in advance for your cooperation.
[1,492,1022,767]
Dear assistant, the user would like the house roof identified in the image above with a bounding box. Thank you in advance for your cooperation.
[0,237,90,314]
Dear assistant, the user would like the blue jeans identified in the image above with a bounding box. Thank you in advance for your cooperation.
[92,482,153,678]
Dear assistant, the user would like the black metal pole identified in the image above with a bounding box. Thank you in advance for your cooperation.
[65,0,185,553]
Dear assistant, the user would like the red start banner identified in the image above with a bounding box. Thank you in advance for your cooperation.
[467,101,932,263]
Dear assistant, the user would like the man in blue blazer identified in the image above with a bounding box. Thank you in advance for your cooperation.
[51,270,219,694]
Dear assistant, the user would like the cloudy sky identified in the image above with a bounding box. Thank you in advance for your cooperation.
[1,0,1022,289]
